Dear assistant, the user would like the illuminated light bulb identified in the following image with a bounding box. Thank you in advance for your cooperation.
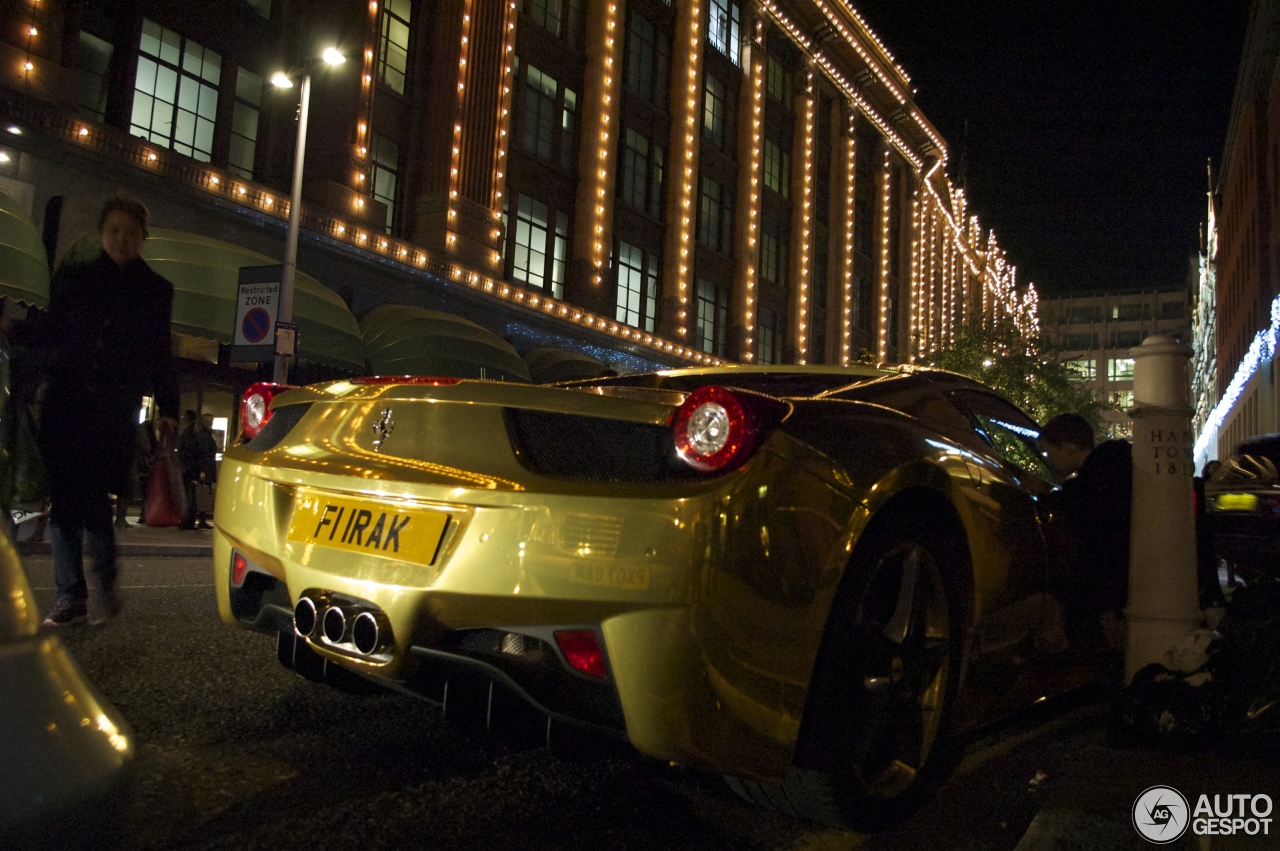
[79,126,89,136]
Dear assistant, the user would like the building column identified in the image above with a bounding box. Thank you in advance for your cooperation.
[835,107,856,365]
[876,148,891,363]
[566,0,626,313]
[658,0,707,344]
[409,0,514,275]
[730,12,766,363]
[786,67,815,364]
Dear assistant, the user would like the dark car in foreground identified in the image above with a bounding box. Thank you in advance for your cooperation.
[213,364,1084,831]
[1204,433,1280,585]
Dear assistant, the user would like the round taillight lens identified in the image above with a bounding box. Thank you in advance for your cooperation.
[672,386,751,471]
[240,382,290,440]
[244,393,268,431]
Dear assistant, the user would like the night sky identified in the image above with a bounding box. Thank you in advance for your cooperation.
[854,2,1250,299]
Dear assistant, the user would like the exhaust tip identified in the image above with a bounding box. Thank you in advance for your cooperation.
[322,606,348,644]
[352,611,387,655]
[294,597,319,637]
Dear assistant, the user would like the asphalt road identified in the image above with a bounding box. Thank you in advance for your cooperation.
[23,554,1113,851]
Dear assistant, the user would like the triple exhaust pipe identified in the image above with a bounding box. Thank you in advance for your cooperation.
[294,594,391,657]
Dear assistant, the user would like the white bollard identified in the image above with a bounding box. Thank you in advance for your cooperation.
[1125,334,1203,682]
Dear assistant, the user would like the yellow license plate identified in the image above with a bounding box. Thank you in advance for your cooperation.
[571,562,651,591]
[1216,493,1259,511]
[288,492,449,564]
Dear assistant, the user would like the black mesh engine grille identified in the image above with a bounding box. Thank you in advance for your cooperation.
[245,403,313,452]
[505,408,704,482]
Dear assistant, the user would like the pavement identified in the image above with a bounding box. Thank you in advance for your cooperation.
[15,507,214,557]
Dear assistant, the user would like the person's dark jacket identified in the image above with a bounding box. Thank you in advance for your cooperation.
[12,251,180,494]
[179,426,218,484]
[1048,439,1133,617]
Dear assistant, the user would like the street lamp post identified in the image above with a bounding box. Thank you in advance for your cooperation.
[271,47,345,385]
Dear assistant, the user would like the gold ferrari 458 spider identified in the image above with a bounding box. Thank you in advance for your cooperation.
[214,365,1077,831]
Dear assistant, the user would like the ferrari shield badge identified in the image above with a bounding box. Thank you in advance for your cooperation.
[371,407,395,451]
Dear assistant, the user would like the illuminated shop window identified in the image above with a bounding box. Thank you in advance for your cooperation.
[1114,390,1134,408]
[757,306,780,364]
[1107,357,1135,382]
[615,241,659,332]
[702,74,733,151]
[524,0,582,43]
[371,133,400,232]
[696,276,729,356]
[624,10,670,109]
[1064,358,1097,381]
[131,19,220,162]
[228,68,261,179]
[378,0,413,94]
[763,139,789,198]
[77,31,113,121]
[761,214,788,288]
[508,194,568,299]
[521,62,577,171]
[707,0,741,65]
[618,128,664,219]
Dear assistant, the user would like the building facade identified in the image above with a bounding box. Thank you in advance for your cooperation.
[1041,288,1191,439]
[0,0,1038,429]
[1195,0,1280,466]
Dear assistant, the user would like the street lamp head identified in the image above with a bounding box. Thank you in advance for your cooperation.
[271,71,294,89]
[322,47,346,66]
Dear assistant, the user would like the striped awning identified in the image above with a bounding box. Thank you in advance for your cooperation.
[0,190,50,309]
[524,346,610,383]
[361,305,530,382]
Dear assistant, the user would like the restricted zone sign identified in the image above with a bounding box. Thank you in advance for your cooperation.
[230,265,282,362]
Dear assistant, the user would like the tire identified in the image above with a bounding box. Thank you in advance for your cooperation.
[729,511,966,832]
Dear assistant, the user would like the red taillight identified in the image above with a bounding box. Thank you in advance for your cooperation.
[554,629,607,679]
[231,552,249,586]
[240,382,289,440]
[670,385,788,472]
[352,376,464,386]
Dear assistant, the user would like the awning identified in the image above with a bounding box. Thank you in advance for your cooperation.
[524,346,610,383]
[64,229,364,372]
[361,305,531,383]
[0,190,50,308]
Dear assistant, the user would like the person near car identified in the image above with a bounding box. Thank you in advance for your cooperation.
[1039,412,1132,651]
[178,409,217,531]
[3,194,179,627]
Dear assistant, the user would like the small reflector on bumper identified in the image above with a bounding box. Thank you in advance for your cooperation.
[231,552,249,586]
[554,629,607,679]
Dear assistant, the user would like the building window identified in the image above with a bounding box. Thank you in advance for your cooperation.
[698,177,732,254]
[624,10,670,108]
[707,0,741,64]
[702,74,732,150]
[763,139,789,198]
[618,128,665,218]
[615,241,659,331]
[228,68,261,179]
[524,0,582,43]
[758,306,780,364]
[1112,303,1148,321]
[1114,389,1134,408]
[1065,331,1099,350]
[77,31,113,121]
[1107,357,1135,382]
[761,215,787,287]
[371,133,400,232]
[1161,301,1185,320]
[131,19,220,162]
[1064,358,1096,381]
[378,0,413,94]
[766,56,789,105]
[507,194,568,299]
[1066,305,1099,324]
[1112,329,1144,348]
[696,276,729,356]
[520,62,577,171]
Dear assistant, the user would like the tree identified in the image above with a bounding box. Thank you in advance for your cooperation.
[922,320,1108,432]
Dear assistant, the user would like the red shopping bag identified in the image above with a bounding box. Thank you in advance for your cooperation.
[143,434,186,527]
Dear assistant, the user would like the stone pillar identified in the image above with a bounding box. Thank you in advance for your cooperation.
[1125,334,1202,682]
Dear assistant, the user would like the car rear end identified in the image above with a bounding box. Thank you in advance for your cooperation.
[1204,434,1280,582]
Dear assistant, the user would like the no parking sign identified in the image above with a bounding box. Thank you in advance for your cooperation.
[230,265,282,362]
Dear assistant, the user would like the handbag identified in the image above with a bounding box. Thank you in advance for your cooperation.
[194,481,215,513]
[143,432,186,527]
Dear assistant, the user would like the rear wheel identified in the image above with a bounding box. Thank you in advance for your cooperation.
[729,513,965,831]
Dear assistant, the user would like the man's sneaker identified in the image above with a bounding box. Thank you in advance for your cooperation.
[88,584,123,626]
[44,597,88,627]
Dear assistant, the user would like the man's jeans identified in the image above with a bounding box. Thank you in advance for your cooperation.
[49,518,117,601]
